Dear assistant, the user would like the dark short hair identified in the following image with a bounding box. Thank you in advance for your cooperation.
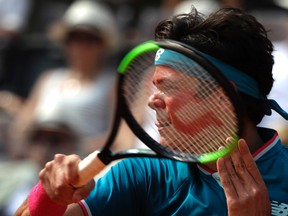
[155,7,274,124]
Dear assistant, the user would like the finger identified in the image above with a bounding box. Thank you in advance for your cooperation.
[224,154,249,198]
[229,141,246,176]
[217,157,238,199]
[64,154,82,184]
[228,140,257,188]
[238,139,271,212]
[223,138,247,191]
[237,139,265,186]
[39,161,54,194]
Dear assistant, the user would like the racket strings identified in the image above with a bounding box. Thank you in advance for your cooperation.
[154,56,238,155]
[123,49,239,160]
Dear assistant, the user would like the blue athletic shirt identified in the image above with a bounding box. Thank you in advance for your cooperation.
[79,128,288,216]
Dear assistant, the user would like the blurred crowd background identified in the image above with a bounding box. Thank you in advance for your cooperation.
[0,0,287,215]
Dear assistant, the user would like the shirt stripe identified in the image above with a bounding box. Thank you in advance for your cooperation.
[198,131,280,175]
[79,200,92,216]
[253,132,279,160]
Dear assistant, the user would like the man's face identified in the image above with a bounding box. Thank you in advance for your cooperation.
[148,65,226,153]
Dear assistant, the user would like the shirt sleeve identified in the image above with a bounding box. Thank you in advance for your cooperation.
[79,158,148,216]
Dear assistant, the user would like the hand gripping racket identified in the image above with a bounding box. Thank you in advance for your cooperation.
[75,40,244,187]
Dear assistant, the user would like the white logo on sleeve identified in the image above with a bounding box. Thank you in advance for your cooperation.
[272,201,288,216]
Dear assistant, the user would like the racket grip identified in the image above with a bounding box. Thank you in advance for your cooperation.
[75,151,106,187]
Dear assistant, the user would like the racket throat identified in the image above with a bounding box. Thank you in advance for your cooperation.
[98,149,113,165]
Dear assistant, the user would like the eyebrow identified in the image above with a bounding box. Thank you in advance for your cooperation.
[153,77,184,89]
[154,74,193,87]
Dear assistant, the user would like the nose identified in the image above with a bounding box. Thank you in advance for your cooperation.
[148,91,166,110]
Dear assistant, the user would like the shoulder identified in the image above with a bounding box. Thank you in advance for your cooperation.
[91,157,198,194]
[35,68,67,87]
[84,158,196,215]
[109,157,195,184]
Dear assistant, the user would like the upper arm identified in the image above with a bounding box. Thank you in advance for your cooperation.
[11,70,52,126]
[20,70,52,115]
[7,70,54,155]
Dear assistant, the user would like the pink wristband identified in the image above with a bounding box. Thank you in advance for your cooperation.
[28,181,67,216]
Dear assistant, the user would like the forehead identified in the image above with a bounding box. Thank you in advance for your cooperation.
[153,65,184,82]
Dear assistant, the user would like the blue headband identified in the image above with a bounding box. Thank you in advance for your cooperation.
[154,48,288,120]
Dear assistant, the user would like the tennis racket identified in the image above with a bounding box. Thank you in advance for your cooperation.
[75,40,244,187]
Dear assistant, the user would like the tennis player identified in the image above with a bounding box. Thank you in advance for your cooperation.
[16,7,288,216]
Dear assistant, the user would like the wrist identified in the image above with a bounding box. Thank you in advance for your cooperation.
[28,181,67,216]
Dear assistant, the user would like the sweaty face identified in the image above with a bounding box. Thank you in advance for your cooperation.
[148,65,224,153]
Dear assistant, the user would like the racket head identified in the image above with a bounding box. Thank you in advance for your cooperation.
[118,40,244,163]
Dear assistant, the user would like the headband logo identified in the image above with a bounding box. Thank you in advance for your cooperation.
[155,48,165,62]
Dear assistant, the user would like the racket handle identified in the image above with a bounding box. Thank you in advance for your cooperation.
[75,151,106,187]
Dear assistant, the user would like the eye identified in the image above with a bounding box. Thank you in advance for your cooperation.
[195,81,219,99]
[161,84,180,95]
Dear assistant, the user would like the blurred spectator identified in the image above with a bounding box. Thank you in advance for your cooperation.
[1,0,119,214]
[0,0,31,38]
[0,0,32,93]
[7,0,119,159]
[26,0,73,34]
[0,0,33,158]
[26,121,79,164]
[0,0,70,103]
[1,121,79,216]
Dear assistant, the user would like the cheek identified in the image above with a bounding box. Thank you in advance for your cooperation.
[166,92,190,127]
[168,92,223,136]
[168,97,192,132]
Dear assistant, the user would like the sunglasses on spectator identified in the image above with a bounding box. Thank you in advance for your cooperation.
[65,31,104,44]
